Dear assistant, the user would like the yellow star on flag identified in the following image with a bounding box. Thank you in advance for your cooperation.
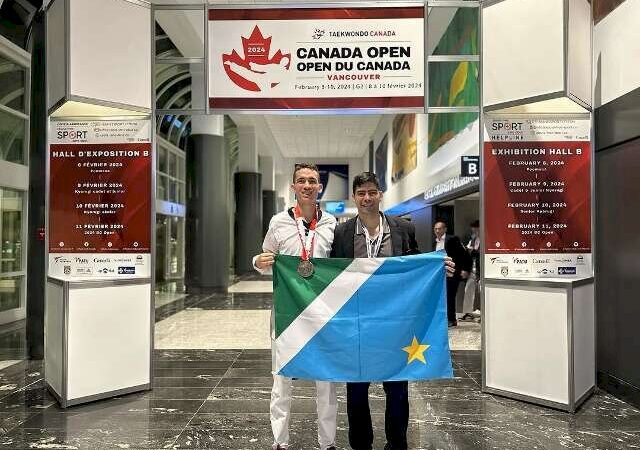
[402,336,430,365]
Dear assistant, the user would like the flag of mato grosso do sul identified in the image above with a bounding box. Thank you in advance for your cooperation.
[272,252,453,382]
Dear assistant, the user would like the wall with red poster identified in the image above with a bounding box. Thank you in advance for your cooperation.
[48,120,152,279]
[483,117,592,278]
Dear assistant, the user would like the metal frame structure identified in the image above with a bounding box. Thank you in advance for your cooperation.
[480,112,595,412]
[152,0,485,286]
[424,0,481,205]
[482,276,595,413]
[425,0,481,115]
[483,0,592,113]
[45,115,156,406]
[151,0,484,221]
[42,0,156,407]
[45,276,152,408]
[46,0,152,117]
[479,0,595,413]
[149,2,158,394]
[154,3,207,116]
[153,1,428,117]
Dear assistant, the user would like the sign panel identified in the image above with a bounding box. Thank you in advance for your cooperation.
[48,120,152,279]
[483,117,592,278]
[208,7,425,110]
[461,156,480,177]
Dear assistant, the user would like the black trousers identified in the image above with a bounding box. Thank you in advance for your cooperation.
[446,276,460,322]
[347,381,409,450]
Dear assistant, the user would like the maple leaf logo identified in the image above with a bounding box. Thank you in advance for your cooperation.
[222,26,292,92]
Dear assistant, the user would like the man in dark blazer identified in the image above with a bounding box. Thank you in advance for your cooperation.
[433,221,472,327]
[331,172,453,450]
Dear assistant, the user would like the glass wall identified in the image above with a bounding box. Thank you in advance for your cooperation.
[0,50,28,165]
[0,36,29,325]
[156,138,186,204]
[0,189,24,313]
[155,138,186,284]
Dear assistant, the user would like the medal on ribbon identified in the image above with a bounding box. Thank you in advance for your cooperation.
[297,259,314,278]
[294,205,318,278]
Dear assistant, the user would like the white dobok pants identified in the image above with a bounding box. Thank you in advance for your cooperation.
[270,373,337,449]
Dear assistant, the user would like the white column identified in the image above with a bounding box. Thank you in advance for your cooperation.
[191,114,224,137]
[47,0,151,113]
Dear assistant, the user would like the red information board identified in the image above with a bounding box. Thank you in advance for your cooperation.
[49,143,151,253]
[483,118,592,278]
[48,120,151,279]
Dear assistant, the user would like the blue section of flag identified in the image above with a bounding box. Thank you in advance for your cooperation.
[279,252,453,382]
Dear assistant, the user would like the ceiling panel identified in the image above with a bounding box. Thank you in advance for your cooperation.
[263,115,382,158]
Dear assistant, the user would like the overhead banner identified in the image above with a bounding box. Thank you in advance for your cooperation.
[483,117,592,278]
[48,120,152,279]
[208,6,425,110]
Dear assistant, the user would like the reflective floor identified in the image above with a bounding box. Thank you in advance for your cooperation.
[0,279,637,449]
[154,278,481,352]
[0,321,27,367]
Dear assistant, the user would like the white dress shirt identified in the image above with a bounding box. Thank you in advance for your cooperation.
[252,209,337,275]
[435,233,446,251]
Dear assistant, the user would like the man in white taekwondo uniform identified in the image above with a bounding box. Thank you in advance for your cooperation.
[253,163,337,450]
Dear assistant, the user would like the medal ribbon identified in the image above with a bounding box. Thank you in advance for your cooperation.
[294,205,318,261]
[361,214,384,258]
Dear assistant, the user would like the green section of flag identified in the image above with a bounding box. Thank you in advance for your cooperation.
[273,255,352,338]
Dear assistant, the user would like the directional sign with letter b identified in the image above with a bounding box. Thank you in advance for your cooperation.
[461,156,480,177]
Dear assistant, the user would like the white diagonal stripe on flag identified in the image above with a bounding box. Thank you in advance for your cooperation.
[274,257,384,373]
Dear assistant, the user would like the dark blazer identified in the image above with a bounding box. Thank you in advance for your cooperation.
[330,214,419,258]
[441,234,472,278]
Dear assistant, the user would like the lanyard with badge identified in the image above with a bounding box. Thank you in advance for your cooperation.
[294,204,318,278]
[361,214,384,258]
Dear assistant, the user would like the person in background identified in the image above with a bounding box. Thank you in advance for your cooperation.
[433,220,472,327]
[461,219,481,322]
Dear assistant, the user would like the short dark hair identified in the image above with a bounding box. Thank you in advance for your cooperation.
[352,172,381,194]
[433,220,448,229]
[470,219,480,228]
[293,163,320,182]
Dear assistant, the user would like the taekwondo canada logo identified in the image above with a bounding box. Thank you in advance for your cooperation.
[222,26,291,92]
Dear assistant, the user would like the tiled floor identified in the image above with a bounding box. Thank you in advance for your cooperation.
[0,350,638,449]
[0,279,637,449]
[154,279,480,351]
[0,321,27,364]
